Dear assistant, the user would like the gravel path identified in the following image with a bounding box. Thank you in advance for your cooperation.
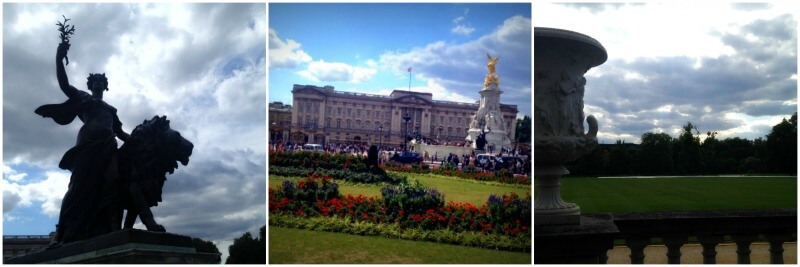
[606,242,796,264]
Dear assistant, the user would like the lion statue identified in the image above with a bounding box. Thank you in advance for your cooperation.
[116,115,193,232]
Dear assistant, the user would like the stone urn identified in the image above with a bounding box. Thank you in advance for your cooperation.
[534,27,607,225]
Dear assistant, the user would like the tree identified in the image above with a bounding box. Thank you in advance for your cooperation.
[700,131,719,174]
[717,137,755,173]
[515,116,531,144]
[766,113,797,174]
[193,237,221,263]
[607,144,633,175]
[675,122,702,174]
[226,225,266,264]
[637,132,674,175]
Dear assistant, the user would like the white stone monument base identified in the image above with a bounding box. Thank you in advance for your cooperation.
[467,129,512,150]
[534,165,581,225]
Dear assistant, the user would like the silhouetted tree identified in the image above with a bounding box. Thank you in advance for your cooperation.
[675,122,702,174]
[193,237,221,263]
[226,225,266,264]
[637,132,674,175]
[766,113,797,174]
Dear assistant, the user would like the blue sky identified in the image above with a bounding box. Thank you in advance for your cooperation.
[269,3,532,117]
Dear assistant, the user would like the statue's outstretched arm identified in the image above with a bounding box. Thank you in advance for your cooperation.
[56,43,79,99]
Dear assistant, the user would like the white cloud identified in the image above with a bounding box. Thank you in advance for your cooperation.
[3,166,70,218]
[451,25,475,35]
[297,60,377,83]
[269,28,312,69]
[451,8,475,36]
[379,15,531,116]
[534,2,796,61]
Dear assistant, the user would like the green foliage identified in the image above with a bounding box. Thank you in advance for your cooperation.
[486,192,531,231]
[274,173,340,203]
[568,117,796,176]
[225,225,266,264]
[191,237,221,263]
[515,116,531,144]
[638,132,674,175]
[270,166,405,184]
[382,162,528,185]
[766,113,797,174]
[270,151,368,172]
[269,214,530,252]
[381,180,445,215]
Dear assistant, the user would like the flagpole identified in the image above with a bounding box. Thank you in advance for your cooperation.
[408,68,411,92]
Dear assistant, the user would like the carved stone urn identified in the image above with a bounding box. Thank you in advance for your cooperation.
[534,27,607,225]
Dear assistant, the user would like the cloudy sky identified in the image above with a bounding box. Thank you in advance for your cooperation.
[269,3,532,118]
[535,2,797,143]
[3,3,265,261]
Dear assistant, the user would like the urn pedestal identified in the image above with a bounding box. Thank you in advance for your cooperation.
[534,27,607,225]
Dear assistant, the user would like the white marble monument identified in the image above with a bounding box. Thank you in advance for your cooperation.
[466,54,512,150]
[534,27,607,225]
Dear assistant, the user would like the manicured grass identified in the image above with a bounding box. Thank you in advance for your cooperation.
[269,173,531,206]
[533,176,796,214]
[269,226,531,264]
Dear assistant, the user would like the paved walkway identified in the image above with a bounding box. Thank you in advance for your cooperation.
[607,242,796,264]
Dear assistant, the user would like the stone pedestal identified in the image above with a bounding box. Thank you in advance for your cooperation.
[534,165,580,225]
[5,229,220,264]
[535,214,619,264]
[466,72,512,150]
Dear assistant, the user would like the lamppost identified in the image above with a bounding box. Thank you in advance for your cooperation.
[270,122,276,143]
[403,112,411,151]
[379,125,383,148]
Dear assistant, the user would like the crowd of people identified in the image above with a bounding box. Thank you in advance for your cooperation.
[269,140,531,176]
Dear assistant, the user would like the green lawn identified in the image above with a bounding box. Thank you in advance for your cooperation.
[534,176,796,213]
[269,173,531,206]
[269,226,531,264]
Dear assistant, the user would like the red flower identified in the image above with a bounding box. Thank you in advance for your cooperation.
[321,207,330,216]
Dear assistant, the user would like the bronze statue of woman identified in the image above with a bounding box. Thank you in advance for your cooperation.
[35,35,130,244]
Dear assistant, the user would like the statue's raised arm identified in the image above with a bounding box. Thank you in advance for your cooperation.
[55,16,79,99]
[56,43,80,99]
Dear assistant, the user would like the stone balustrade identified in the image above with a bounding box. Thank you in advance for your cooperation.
[535,209,796,264]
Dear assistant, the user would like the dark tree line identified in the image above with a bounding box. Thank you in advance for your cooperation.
[226,225,266,264]
[567,113,797,176]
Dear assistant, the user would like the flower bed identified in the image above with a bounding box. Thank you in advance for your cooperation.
[269,173,531,238]
[270,166,405,184]
[269,214,530,252]
[381,162,529,185]
[270,151,368,172]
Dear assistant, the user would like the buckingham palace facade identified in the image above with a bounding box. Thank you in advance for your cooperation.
[287,84,517,146]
